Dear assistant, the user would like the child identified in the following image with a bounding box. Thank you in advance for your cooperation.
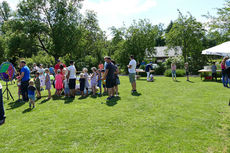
[101,69,107,94]
[55,69,63,96]
[28,80,36,108]
[171,63,177,81]
[63,76,70,98]
[45,68,52,100]
[91,67,97,96]
[83,68,89,96]
[184,62,189,81]
[34,72,41,99]
[79,73,85,97]
[212,62,217,82]
[112,60,120,97]
[97,69,102,95]
[149,74,154,82]
[16,75,22,101]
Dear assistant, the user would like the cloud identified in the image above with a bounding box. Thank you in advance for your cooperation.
[82,0,157,32]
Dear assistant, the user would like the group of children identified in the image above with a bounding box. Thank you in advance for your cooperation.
[16,63,120,108]
[171,62,190,81]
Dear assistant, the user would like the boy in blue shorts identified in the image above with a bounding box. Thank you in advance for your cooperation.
[28,80,36,108]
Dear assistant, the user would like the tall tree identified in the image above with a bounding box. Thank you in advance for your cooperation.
[17,0,84,60]
[165,10,206,73]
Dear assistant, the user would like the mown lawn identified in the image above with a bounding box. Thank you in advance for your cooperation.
[0,76,230,153]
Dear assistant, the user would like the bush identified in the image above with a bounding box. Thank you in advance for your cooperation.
[154,62,166,75]
[164,69,186,77]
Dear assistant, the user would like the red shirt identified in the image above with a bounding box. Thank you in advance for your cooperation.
[54,63,66,75]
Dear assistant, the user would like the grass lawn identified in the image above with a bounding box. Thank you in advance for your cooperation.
[0,76,230,153]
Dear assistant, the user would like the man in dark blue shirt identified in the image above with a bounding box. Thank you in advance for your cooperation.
[19,61,30,102]
[101,56,116,100]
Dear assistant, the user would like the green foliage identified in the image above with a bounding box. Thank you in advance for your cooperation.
[165,56,184,69]
[165,10,207,73]
[154,62,166,75]
[25,51,55,68]
[164,69,186,77]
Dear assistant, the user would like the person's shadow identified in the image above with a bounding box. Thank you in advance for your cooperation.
[22,108,32,114]
[7,100,25,110]
[106,96,121,106]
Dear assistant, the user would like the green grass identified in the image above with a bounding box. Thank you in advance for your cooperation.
[0,76,230,153]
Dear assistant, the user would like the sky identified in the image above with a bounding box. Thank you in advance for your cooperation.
[2,0,227,36]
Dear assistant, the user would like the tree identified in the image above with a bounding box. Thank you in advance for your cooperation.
[165,10,206,73]
[17,0,84,60]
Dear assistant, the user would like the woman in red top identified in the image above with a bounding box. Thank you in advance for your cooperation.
[221,57,229,87]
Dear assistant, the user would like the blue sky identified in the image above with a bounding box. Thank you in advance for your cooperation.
[2,0,226,35]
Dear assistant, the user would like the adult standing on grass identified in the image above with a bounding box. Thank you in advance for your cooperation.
[67,60,76,98]
[54,59,66,75]
[225,58,230,86]
[0,82,5,125]
[102,56,116,100]
[221,57,228,87]
[127,55,137,93]
[19,60,30,102]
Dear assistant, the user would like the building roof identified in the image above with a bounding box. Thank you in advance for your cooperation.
[147,46,182,58]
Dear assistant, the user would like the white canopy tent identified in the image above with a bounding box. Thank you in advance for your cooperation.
[202,41,230,56]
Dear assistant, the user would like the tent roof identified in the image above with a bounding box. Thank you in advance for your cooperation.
[202,41,230,56]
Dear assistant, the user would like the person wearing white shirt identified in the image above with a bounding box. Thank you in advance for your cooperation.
[0,83,5,126]
[127,55,137,93]
[67,60,76,98]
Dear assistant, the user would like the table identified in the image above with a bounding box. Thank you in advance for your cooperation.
[136,69,154,79]
[198,69,221,80]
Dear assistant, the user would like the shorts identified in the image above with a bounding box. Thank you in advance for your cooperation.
[129,73,136,83]
[186,71,189,76]
[97,80,102,88]
[106,79,115,88]
[35,85,40,91]
[115,78,120,86]
[64,88,70,94]
[28,94,35,101]
[69,79,76,89]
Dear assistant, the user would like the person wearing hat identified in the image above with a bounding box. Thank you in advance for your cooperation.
[19,60,30,102]
[54,59,66,75]
[0,82,5,126]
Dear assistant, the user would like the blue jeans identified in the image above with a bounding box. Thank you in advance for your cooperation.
[0,89,5,120]
[222,69,228,86]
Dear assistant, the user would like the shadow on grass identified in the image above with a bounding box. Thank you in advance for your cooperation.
[132,92,142,97]
[7,100,25,110]
[202,80,222,83]
[22,108,32,114]
[39,98,51,104]
[187,80,195,83]
[106,97,121,107]
[64,97,75,104]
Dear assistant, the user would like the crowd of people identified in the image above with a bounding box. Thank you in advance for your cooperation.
[0,55,138,125]
[13,56,138,109]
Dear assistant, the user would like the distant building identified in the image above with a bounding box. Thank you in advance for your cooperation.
[146,46,182,62]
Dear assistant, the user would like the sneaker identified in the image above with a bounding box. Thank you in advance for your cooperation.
[0,119,5,126]
[33,106,35,108]
[106,97,112,101]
